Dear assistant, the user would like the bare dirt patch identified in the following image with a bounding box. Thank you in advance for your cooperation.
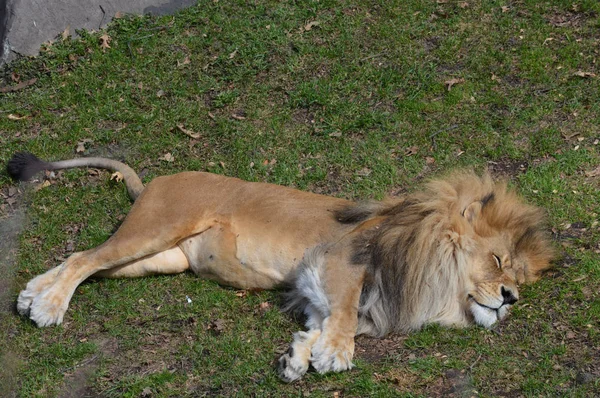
[487,159,528,179]
[426,369,477,397]
[545,7,595,28]
[355,334,407,363]
[58,337,118,398]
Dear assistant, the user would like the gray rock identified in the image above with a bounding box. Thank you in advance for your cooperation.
[0,0,197,65]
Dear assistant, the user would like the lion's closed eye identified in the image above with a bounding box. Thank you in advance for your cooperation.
[493,254,501,269]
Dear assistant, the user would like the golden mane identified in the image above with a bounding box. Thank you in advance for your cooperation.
[335,171,555,337]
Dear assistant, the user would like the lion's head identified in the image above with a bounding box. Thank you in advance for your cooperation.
[338,172,555,337]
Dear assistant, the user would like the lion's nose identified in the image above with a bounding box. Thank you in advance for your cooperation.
[501,286,518,305]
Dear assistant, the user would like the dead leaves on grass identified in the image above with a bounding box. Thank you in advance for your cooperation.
[303,21,320,32]
[444,78,465,91]
[0,78,38,93]
[176,124,201,139]
[99,34,111,52]
[7,114,30,121]
[110,171,124,182]
[76,139,93,153]
[585,165,600,178]
[159,153,175,162]
[573,71,597,78]
[177,55,191,67]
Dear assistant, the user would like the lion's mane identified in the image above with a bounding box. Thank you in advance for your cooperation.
[288,171,554,337]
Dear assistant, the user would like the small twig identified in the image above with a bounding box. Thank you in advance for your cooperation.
[59,354,99,373]
[429,124,458,149]
[126,24,172,58]
[360,51,387,62]
[469,354,482,371]
[99,5,106,30]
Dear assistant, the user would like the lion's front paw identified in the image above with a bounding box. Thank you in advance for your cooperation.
[279,349,309,383]
[28,288,70,327]
[310,336,354,374]
[278,330,321,382]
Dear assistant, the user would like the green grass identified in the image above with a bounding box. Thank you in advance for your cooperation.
[1,0,599,396]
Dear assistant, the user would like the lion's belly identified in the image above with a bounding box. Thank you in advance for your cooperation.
[177,222,317,290]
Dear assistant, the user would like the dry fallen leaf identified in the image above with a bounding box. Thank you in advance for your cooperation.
[7,114,28,120]
[110,171,124,182]
[0,78,38,94]
[178,55,191,67]
[425,156,436,165]
[501,6,510,13]
[159,153,175,162]
[228,48,238,59]
[231,113,246,121]
[99,33,111,52]
[208,319,226,335]
[304,21,320,31]
[404,146,419,156]
[328,131,342,137]
[114,11,124,19]
[585,166,600,178]
[356,167,372,177]
[176,124,201,139]
[76,142,86,153]
[445,78,465,91]
[573,71,597,78]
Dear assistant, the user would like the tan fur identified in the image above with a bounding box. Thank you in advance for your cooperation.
[13,156,554,381]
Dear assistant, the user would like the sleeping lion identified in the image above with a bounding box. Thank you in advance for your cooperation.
[8,152,554,382]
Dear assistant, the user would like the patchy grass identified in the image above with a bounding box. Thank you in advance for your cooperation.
[1,0,599,396]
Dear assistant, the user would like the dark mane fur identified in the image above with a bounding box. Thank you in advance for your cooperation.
[334,171,555,337]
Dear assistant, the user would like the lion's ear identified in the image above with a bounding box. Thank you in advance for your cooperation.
[463,201,482,224]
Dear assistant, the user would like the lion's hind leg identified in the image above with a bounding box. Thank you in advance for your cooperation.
[18,246,189,318]
[94,246,189,278]
[21,246,190,327]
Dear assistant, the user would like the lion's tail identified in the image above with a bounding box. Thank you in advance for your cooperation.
[6,152,144,201]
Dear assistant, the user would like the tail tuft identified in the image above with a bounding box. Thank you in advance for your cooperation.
[6,152,49,181]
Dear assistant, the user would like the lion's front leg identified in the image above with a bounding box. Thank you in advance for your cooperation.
[310,312,358,374]
[278,244,365,381]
